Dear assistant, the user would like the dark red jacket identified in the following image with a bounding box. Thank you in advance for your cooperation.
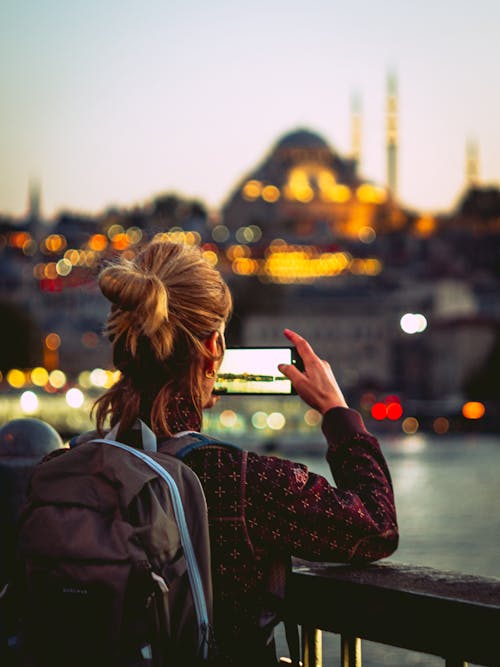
[177,407,398,665]
[72,407,397,665]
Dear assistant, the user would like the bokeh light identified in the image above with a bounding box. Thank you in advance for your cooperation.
[66,387,84,408]
[45,333,61,350]
[212,225,230,243]
[7,369,26,388]
[371,402,387,420]
[433,417,450,434]
[267,412,286,430]
[31,367,49,387]
[400,313,428,334]
[78,371,92,389]
[219,410,238,428]
[304,409,321,426]
[90,368,107,388]
[402,417,419,434]
[48,370,67,389]
[358,226,376,243]
[251,411,268,429]
[20,391,39,414]
[462,401,485,420]
[386,402,403,420]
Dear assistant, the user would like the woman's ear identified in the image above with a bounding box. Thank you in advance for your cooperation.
[203,331,220,358]
[203,330,225,358]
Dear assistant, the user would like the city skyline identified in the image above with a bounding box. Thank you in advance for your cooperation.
[1,0,500,218]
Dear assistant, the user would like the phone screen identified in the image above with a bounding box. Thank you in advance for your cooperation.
[214,347,299,395]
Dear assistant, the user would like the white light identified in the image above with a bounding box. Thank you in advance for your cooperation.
[219,410,238,428]
[20,391,39,414]
[66,387,84,408]
[400,313,428,334]
[48,370,67,389]
[414,314,428,332]
[90,368,107,387]
[267,412,286,430]
[251,411,268,429]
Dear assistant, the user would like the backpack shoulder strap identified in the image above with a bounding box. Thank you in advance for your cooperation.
[89,437,211,660]
[159,432,240,461]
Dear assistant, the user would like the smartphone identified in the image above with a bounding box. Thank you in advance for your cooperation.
[213,347,303,395]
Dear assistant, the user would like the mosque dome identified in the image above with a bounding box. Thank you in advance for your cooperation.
[274,128,330,151]
[221,126,395,240]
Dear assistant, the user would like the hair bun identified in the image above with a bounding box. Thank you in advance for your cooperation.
[99,264,169,339]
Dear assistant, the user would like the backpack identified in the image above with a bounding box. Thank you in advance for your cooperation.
[17,421,232,667]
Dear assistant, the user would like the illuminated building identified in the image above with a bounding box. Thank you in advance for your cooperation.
[222,126,406,243]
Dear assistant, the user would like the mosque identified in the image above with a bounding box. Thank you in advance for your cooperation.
[222,76,408,242]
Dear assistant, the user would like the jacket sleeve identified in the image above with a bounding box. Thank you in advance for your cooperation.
[244,407,398,563]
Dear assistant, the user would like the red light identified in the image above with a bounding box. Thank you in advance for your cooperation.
[40,278,63,292]
[371,403,387,420]
[387,402,403,420]
[385,394,401,404]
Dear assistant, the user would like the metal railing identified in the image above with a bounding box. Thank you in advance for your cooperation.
[286,561,500,667]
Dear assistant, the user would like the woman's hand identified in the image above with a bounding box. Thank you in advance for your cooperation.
[278,329,348,414]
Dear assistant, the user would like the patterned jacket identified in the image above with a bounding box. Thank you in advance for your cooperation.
[72,407,398,666]
[177,407,398,665]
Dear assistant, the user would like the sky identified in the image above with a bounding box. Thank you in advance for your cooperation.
[1,0,500,219]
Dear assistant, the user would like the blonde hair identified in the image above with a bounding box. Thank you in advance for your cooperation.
[93,240,232,436]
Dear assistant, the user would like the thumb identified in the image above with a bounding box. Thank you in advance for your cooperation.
[278,363,303,384]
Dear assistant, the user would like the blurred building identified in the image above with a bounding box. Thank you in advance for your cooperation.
[1,97,500,422]
[221,128,408,244]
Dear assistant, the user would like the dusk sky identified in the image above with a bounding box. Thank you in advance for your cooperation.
[1,0,499,218]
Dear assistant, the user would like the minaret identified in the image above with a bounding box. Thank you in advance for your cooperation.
[28,179,41,222]
[386,72,398,198]
[465,139,479,187]
[350,92,362,174]
[27,179,43,240]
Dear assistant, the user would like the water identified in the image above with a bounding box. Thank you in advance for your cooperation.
[271,433,500,665]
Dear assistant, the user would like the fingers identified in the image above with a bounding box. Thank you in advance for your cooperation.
[278,361,303,384]
[283,328,317,364]
[281,328,348,413]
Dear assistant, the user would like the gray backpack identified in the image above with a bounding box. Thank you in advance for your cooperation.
[18,421,228,666]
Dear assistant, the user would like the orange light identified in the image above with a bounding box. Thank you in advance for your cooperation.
[44,262,58,279]
[433,417,450,434]
[462,401,485,420]
[112,233,130,251]
[89,234,108,251]
[261,185,280,203]
[415,215,436,238]
[44,234,66,253]
[330,184,351,203]
[202,250,218,266]
[402,417,419,434]
[11,231,30,248]
[242,180,262,200]
[45,333,61,351]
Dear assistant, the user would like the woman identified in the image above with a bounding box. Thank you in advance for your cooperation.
[93,239,398,666]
